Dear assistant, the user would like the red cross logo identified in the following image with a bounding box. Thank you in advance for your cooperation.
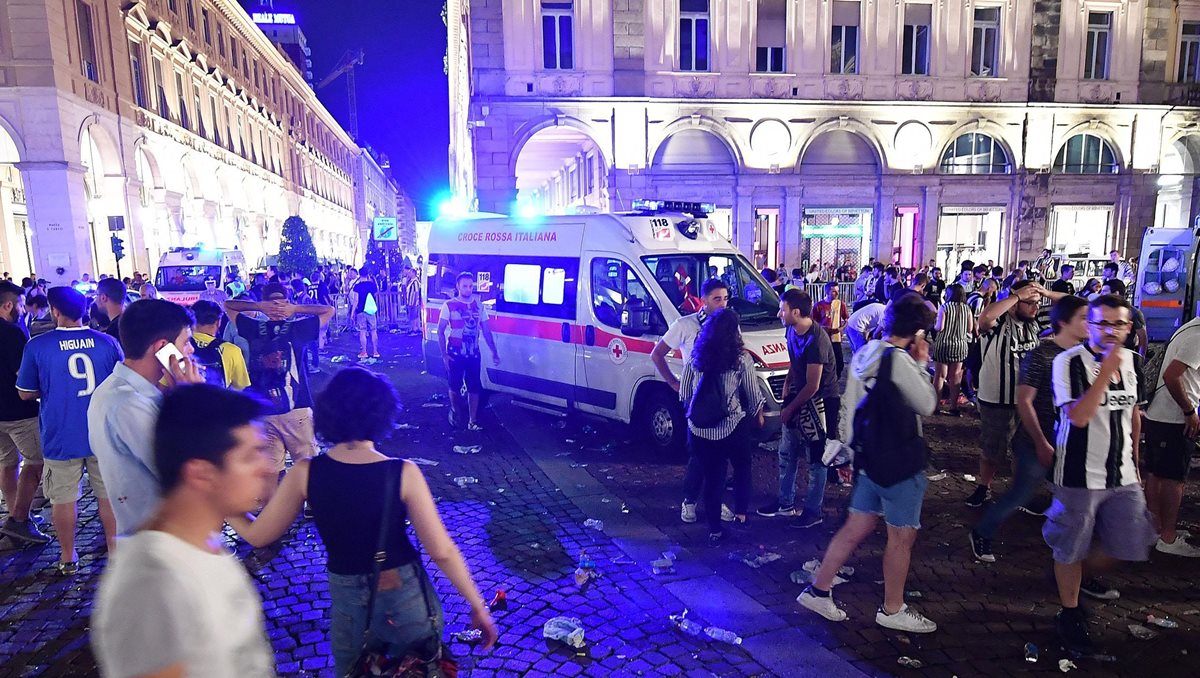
[608,338,628,364]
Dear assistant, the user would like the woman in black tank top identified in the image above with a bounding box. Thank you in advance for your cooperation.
[229,367,498,675]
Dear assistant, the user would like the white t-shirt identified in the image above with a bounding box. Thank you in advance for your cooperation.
[847,303,886,335]
[92,531,275,678]
[1146,319,1200,424]
[661,311,704,362]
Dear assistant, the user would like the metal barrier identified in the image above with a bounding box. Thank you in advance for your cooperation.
[330,288,419,334]
[803,282,860,302]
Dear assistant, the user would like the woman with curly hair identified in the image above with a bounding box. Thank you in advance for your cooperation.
[228,367,497,675]
[678,308,765,544]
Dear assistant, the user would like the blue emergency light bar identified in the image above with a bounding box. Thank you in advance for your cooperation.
[631,199,716,215]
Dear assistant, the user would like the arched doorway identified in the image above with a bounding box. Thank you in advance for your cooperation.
[797,129,881,271]
[0,119,34,278]
[1156,136,1200,229]
[649,128,738,256]
[513,125,607,215]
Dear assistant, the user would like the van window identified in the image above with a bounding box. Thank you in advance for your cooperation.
[156,265,222,291]
[642,253,779,326]
[590,258,667,334]
[426,253,577,320]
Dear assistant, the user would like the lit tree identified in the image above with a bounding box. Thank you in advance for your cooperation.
[277,215,318,277]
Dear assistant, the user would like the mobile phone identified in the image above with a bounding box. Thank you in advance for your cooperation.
[155,342,186,371]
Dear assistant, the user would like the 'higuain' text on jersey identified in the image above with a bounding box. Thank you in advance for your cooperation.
[1051,345,1141,489]
[979,313,1043,406]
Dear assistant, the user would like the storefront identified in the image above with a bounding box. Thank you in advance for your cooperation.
[936,206,1005,274]
[1048,204,1112,258]
[800,207,873,272]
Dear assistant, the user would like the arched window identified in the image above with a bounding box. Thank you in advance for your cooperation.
[939,133,1010,174]
[1053,133,1119,174]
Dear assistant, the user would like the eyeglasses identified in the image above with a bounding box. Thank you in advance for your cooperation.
[1088,320,1131,330]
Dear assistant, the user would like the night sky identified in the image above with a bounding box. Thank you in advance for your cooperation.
[277,0,450,219]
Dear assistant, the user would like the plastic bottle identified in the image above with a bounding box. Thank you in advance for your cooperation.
[583,518,604,531]
[669,613,703,637]
[543,616,586,648]
[703,626,743,645]
[453,476,478,488]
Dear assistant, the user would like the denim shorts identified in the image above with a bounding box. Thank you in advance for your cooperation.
[848,471,928,529]
[328,561,444,677]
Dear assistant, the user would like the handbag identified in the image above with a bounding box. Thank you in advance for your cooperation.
[345,461,458,678]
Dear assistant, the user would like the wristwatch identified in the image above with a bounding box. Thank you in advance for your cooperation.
[1184,407,1197,418]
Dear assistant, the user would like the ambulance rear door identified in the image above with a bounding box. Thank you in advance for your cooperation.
[1137,227,1197,341]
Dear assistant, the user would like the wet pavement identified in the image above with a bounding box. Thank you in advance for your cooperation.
[1,328,1198,677]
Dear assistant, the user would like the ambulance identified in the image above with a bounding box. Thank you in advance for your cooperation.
[154,247,247,305]
[422,201,791,451]
[1136,225,1200,341]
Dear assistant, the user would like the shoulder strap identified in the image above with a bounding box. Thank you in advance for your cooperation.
[362,460,402,633]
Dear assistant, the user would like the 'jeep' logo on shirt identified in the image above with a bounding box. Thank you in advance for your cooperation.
[1102,392,1138,409]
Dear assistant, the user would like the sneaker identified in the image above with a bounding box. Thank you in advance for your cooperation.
[792,510,824,529]
[969,530,996,563]
[875,604,937,633]
[372,353,382,359]
[1079,578,1120,601]
[466,421,484,432]
[55,561,79,576]
[720,504,736,522]
[1056,606,1093,653]
[756,503,797,518]
[965,485,992,508]
[1156,537,1200,558]
[0,517,51,545]
[681,502,697,524]
[357,351,369,359]
[1018,497,1052,516]
[797,587,848,622]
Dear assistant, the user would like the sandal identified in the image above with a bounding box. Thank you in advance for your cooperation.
[56,561,78,576]
[467,421,484,432]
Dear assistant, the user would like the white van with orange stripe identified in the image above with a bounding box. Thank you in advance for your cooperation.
[422,202,790,450]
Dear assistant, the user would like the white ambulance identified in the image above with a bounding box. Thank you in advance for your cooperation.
[1136,225,1200,341]
[422,201,791,451]
[154,247,247,305]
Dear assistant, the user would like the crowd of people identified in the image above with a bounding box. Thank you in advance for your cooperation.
[660,249,1196,654]
[0,268,496,677]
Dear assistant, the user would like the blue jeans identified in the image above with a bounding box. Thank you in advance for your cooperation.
[328,562,445,677]
[777,424,827,514]
[975,438,1048,539]
[849,470,928,529]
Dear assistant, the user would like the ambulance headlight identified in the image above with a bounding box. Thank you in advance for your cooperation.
[1162,257,1180,273]
[1164,278,1181,293]
[1143,281,1162,296]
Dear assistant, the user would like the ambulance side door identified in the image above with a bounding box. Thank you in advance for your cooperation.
[576,254,669,419]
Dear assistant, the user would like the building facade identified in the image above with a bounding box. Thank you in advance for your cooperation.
[0,0,360,284]
[447,0,1200,272]
[353,148,398,260]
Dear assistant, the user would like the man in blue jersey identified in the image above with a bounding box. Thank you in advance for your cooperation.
[16,287,122,575]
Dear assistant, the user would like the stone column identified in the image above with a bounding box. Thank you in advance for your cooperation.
[734,184,754,259]
[781,186,803,269]
[17,160,94,284]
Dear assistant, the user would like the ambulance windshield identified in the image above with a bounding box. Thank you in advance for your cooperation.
[642,254,780,325]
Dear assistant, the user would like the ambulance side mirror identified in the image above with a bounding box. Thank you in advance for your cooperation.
[621,298,651,338]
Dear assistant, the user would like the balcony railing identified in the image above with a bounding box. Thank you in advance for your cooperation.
[1166,82,1200,106]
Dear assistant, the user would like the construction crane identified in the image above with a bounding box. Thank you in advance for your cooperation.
[317,48,364,140]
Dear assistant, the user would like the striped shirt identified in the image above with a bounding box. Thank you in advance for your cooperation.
[979,313,1043,406]
[679,352,766,441]
[1051,345,1140,489]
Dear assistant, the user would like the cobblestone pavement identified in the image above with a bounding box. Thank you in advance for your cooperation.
[1,330,781,678]
[3,329,1198,677]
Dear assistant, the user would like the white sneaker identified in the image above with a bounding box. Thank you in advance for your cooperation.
[797,588,848,622]
[876,604,937,633]
[720,504,736,522]
[1156,537,1200,558]
[681,502,697,524]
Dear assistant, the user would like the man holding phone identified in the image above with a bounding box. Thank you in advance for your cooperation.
[88,299,201,536]
[224,283,333,492]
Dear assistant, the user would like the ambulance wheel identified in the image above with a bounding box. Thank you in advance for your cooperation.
[636,387,685,453]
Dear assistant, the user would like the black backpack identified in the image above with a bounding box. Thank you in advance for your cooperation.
[191,337,227,387]
[688,370,732,428]
[852,348,928,487]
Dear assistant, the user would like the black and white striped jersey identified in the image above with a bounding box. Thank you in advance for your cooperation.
[979,313,1043,406]
[1051,345,1141,489]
